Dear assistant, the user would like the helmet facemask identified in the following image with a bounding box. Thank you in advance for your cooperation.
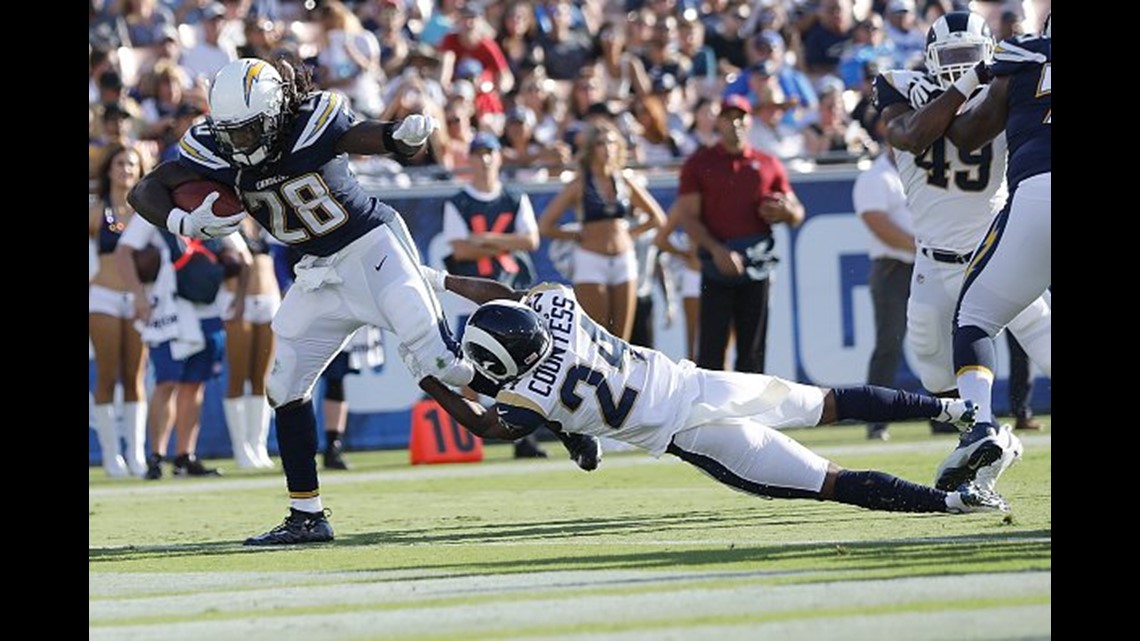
[210,110,284,167]
[926,36,994,89]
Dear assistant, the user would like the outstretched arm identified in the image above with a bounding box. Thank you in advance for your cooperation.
[422,267,527,304]
[418,376,524,440]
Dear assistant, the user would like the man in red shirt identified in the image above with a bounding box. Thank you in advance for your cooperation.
[438,2,513,117]
[674,94,805,373]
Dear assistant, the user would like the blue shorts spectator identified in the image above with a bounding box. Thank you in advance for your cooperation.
[151,317,226,384]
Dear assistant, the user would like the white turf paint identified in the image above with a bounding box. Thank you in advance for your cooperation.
[88,434,1052,498]
[89,570,1050,640]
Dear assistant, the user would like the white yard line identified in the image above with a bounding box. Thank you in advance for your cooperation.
[89,570,1051,641]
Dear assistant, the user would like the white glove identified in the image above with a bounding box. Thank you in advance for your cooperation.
[907,76,942,110]
[420,264,448,292]
[398,342,428,382]
[392,114,438,147]
[166,191,247,239]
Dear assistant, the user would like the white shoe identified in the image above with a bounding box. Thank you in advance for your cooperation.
[936,399,978,431]
[974,425,1023,493]
[934,422,1020,492]
[948,481,1010,513]
[103,454,129,478]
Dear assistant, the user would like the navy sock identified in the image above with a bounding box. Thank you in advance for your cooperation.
[275,400,319,496]
[953,324,996,376]
[833,470,947,513]
[833,385,942,422]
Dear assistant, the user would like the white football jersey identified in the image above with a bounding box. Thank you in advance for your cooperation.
[888,72,1010,253]
[494,283,700,456]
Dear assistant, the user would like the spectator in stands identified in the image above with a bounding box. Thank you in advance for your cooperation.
[365,0,415,78]
[236,15,285,61]
[838,13,896,90]
[537,0,596,81]
[745,67,804,160]
[676,11,718,98]
[89,142,154,478]
[594,19,650,102]
[420,0,465,47]
[702,0,751,74]
[123,0,178,50]
[682,95,720,151]
[91,0,131,50]
[675,94,805,373]
[797,0,853,82]
[440,2,515,102]
[496,0,545,81]
[443,93,478,178]
[220,216,281,469]
[883,0,926,70]
[180,2,237,85]
[514,72,562,145]
[724,29,818,131]
[501,105,571,181]
[138,61,193,141]
[628,92,689,164]
[538,120,666,342]
[315,0,385,118]
[802,75,875,162]
[637,13,691,104]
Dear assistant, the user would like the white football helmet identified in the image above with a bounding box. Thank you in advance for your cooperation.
[207,58,287,167]
[924,11,994,90]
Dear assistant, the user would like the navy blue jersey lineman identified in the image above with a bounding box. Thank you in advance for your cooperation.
[897,16,1050,494]
[129,58,476,545]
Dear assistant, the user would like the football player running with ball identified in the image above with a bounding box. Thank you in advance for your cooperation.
[410,268,1013,516]
[129,58,597,545]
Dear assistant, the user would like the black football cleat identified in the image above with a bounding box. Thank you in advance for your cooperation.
[323,444,350,470]
[172,454,223,477]
[244,508,335,546]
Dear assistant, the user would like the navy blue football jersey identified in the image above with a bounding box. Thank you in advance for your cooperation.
[990,33,1051,189]
[177,91,396,257]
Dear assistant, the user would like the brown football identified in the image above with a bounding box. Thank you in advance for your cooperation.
[171,180,243,217]
[134,245,161,283]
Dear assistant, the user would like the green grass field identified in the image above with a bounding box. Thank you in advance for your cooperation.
[89,418,1051,640]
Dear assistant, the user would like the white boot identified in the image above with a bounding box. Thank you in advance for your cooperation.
[92,403,128,477]
[121,401,148,477]
[244,395,275,468]
[223,397,261,468]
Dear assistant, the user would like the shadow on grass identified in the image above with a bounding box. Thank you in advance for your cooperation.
[90,504,1051,578]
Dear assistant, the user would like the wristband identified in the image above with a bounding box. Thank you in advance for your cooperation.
[380,121,422,158]
[952,68,980,98]
[166,208,188,235]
